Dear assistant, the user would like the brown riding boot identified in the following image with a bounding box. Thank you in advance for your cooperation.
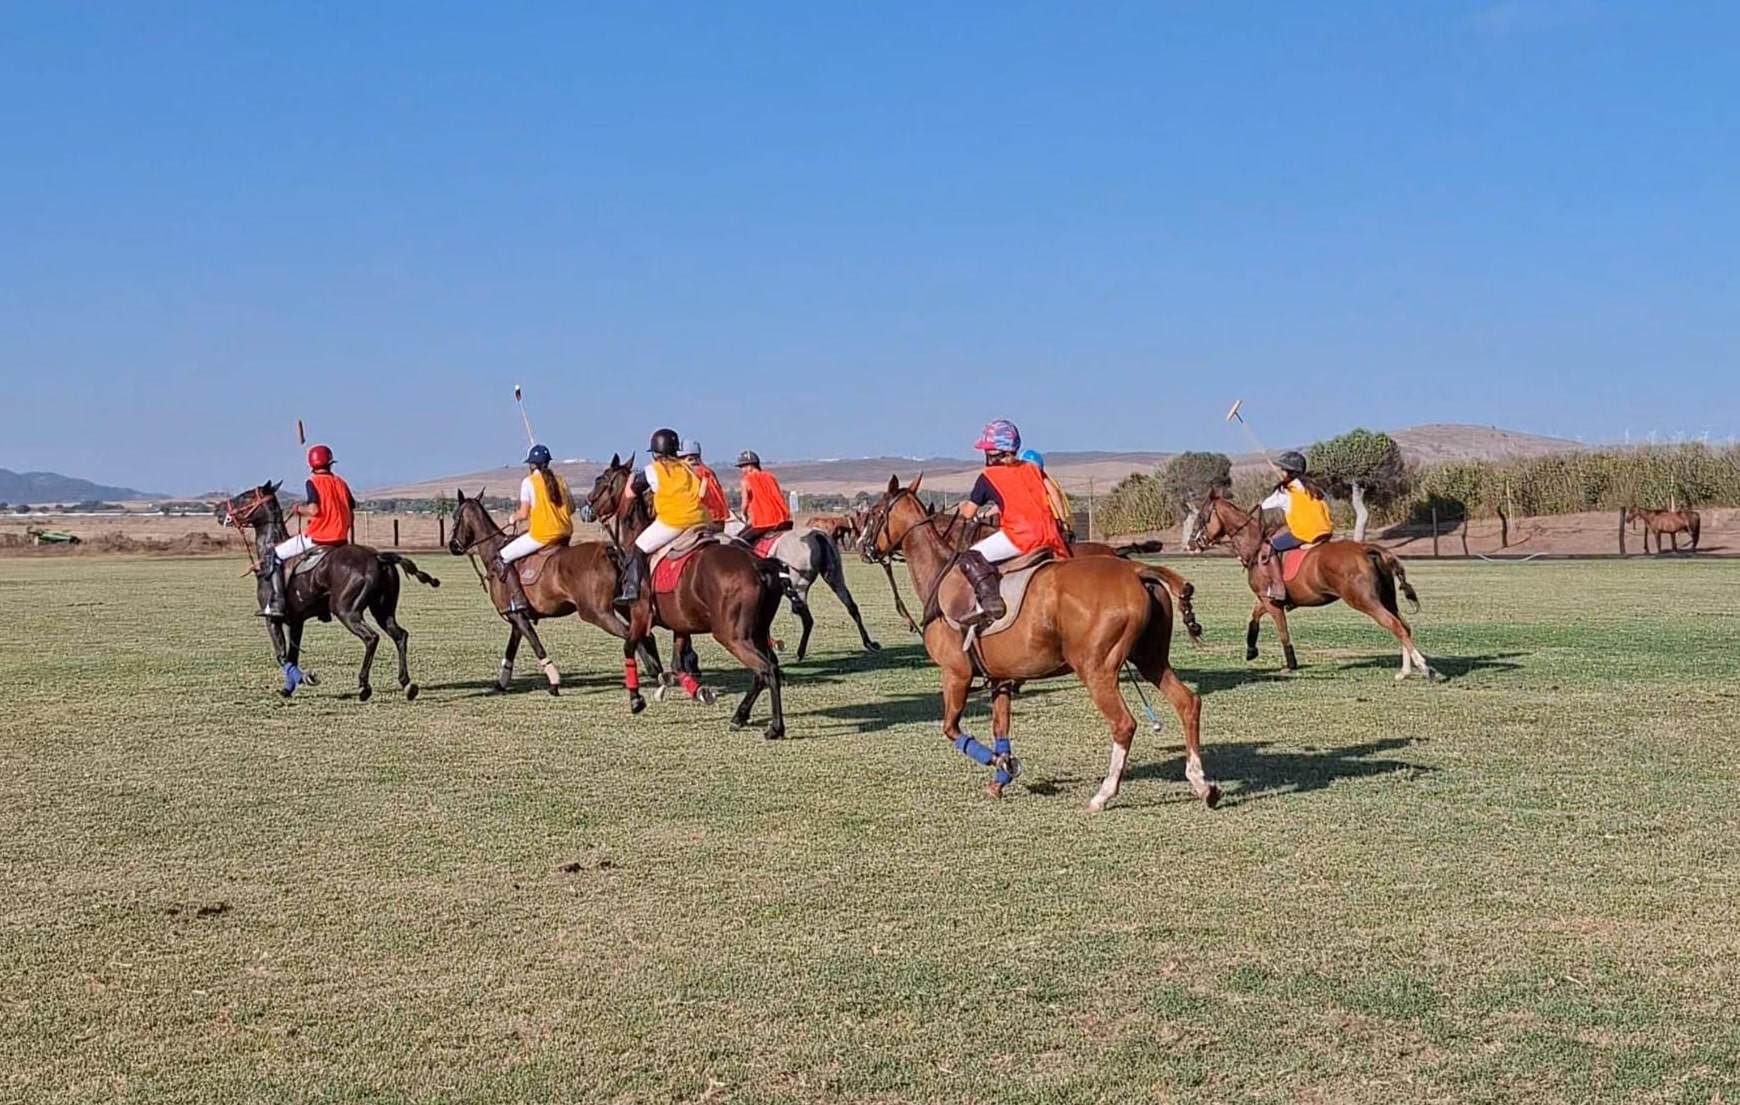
[958,550,1007,625]
[1262,546,1287,604]
[498,558,533,614]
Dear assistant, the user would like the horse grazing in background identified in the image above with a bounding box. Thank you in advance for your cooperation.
[725,516,880,660]
[217,482,440,701]
[1625,506,1701,554]
[1184,487,1437,681]
[862,474,1218,812]
[587,455,790,739]
[802,513,859,547]
[446,491,663,709]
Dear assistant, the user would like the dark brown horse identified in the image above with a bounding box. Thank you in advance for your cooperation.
[217,482,440,700]
[861,475,1217,811]
[586,455,789,739]
[1625,505,1701,553]
[446,492,663,708]
[1184,488,1436,680]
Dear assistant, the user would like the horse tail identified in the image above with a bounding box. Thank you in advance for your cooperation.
[380,552,442,588]
[1367,548,1416,614]
[1137,565,1203,647]
[1112,539,1165,557]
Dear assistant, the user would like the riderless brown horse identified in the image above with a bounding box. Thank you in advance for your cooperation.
[1184,487,1437,680]
[217,482,440,700]
[861,474,1218,811]
[1624,505,1701,553]
[586,455,790,739]
[446,491,663,709]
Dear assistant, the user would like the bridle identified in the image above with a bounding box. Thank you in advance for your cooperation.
[1189,497,1266,567]
[221,486,282,573]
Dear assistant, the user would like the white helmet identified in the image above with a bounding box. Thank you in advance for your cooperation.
[679,439,702,460]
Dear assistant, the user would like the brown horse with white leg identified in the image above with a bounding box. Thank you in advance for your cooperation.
[446,492,662,708]
[1184,488,1437,681]
[861,475,1218,812]
[586,455,789,739]
[1625,505,1701,554]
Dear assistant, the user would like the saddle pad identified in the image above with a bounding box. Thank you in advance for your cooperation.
[1281,546,1312,583]
[289,545,333,578]
[753,533,784,559]
[652,548,699,594]
[938,553,1057,638]
[516,544,562,585]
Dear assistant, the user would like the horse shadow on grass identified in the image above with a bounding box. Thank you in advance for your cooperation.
[1126,736,1434,807]
[419,671,632,698]
[1327,651,1527,681]
[798,680,1071,736]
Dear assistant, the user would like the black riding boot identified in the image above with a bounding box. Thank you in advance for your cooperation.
[614,550,648,609]
[958,550,1006,624]
[498,558,533,614]
[258,552,287,618]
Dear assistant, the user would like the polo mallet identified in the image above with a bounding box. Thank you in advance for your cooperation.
[1225,399,1277,470]
[514,385,536,447]
[295,419,306,446]
[1123,663,1164,732]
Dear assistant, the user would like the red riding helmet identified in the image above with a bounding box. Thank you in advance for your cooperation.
[306,444,334,470]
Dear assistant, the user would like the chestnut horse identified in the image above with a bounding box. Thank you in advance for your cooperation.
[1184,488,1437,680]
[1624,505,1701,553]
[587,455,789,739]
[217,483,440,700]
[861,474,1218,812]
[446,492,663,708]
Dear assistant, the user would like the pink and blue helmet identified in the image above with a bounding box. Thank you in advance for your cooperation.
[974,419,1021,455]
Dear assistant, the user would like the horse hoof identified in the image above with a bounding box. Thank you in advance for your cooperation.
[1245,649,1259,662]
[405,684,419,702]
[985,781,1004,799]
[547,685,560,697]
[358,686,373,703]
[865,641,882,652]
[486,683,507,696]
[659,672,680,689]
[763,723,784,741]
[695,687,718,706]
[1086,796,1106,813]
[630,694,646,715]
[1204,784,1223,809]
[770,638,785,652]
[302,671,320,686]
[729,716,749,732]
[278,687,294,699]
[653,685,667,704]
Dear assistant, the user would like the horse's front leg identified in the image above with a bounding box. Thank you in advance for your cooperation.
[491,623,523,693]
[266,617,303,697]
[1246,599,1267,662]
[986,681,1020,799]
[286,619,319,687]
[516,614,560,695]
[1270,606,1299,672]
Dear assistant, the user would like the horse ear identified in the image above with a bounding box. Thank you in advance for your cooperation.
[911,471,924,494]
[456,488,466,502]
[268,480,281,494]
[886,474,899,494]
[610,452,621,467]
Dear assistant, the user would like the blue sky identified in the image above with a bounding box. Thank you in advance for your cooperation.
[3,1,1735,492]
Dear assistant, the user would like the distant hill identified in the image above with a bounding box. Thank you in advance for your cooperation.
[363,424,1586,502]
[0,469,165,504]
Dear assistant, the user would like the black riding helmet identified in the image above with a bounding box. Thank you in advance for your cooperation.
[1277,450,1308,476]
[650,428,680,457]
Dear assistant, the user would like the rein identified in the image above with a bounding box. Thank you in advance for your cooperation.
[1195,498,1267,568]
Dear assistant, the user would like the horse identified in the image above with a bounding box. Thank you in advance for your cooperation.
[1184,488,1437,681]
[724,516,881,660]
[216,482,440,700]
[802,513,858,547]
[1624,505,1701,554]
[446,491,664,709]
[586,455,790,739]
[861,474,1218,812]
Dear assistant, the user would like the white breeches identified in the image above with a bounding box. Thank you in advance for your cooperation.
[274,534,316,560]
[970,531,1022,563]
[634,520,686,554]
[500,534,547,564]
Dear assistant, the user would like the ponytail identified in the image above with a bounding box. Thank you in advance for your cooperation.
[537,464,565,509]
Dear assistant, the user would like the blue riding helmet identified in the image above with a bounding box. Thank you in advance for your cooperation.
[1019,448,1045,470]
[525,444,552,466]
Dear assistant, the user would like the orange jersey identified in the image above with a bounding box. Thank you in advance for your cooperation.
[981,462,1067,557]
[740,468,790,528]
[304,472,354,545]
[693,462,729,523]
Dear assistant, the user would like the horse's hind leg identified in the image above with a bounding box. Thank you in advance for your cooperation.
[791,593,816,663]
[1129,637,1217,806]
[374,604,418,701]
[335,608,380,703]
[1081,665,1139,812]
[986,682,1019,799]
[824,558,881,652]
[722,635,779,738]
[1349,592,1436,682]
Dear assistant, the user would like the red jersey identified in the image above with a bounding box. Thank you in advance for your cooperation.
[693,462,729,523]
[980,462,1067,557]
[741,468,791,528]
[304,472,355,545]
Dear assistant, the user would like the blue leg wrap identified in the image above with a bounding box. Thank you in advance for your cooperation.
[994,737,1011,757]
[282,662,303,695]
[953,735,995,766]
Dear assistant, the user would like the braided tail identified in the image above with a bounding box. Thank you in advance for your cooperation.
[380,552,442,588]
[1137,565,1203,647]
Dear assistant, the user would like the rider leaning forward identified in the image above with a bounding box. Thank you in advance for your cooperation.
[954,419,1070,625]
[1258,450,1333,601]
[262,444,355,617]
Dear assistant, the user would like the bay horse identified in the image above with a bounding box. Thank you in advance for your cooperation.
[1624,505,1701,553]
[217,482,440,700]
[724,516,881,660]
[446,491,663,709]
[586,455,789,739]
[861,474,1218,812]
[1184,488,1437,680]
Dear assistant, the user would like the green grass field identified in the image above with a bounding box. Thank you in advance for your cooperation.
[4,554,1739,1104]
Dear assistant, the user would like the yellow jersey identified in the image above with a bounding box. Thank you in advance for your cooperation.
[648,458,708,528]
[522,473,574,545]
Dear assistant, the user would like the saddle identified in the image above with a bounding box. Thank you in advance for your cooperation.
[288,544,336,578]
[515,543,564,586]
[936,549,1056,643]
[651,527,718,593]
